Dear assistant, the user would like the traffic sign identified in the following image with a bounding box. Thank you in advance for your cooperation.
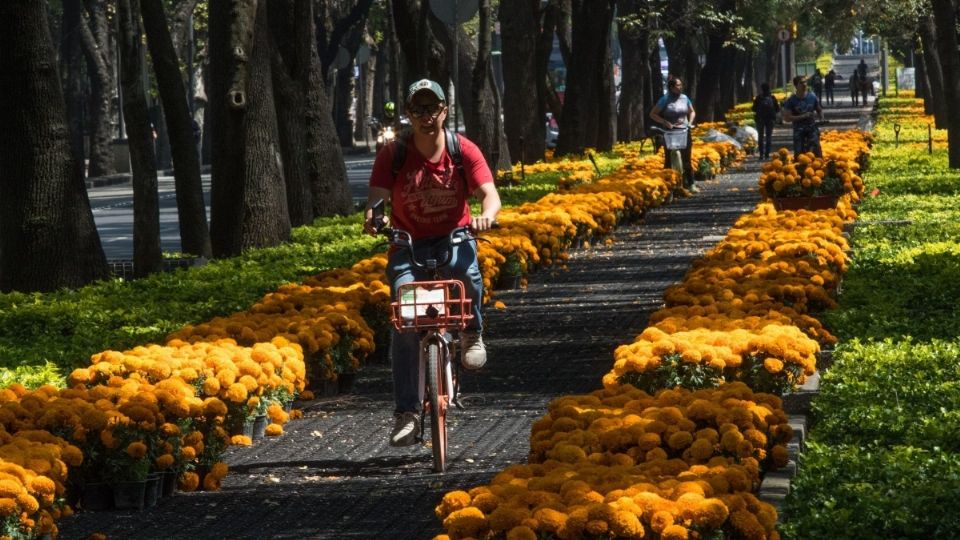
[778,28,791,42]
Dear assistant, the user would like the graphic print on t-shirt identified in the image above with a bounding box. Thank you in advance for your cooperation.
[401,164,462,226]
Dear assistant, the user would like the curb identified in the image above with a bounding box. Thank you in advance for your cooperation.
[85,173,131,189]
[760,363,823,521]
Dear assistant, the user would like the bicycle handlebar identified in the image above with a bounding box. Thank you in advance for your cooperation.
[376,223,498,272]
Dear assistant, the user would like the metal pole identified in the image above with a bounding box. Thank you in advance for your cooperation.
[187,13,195,116]
[781,42,787,91]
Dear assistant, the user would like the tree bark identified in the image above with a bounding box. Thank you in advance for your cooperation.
[60,0,87,162]
[141,0,212,258]
[616,0,650,142]
[500,0,544,163]
[918,14,948,128]
[694,34,725,121]
[554,0,615,156]
[0,0,109,292]
[209,0,291,257]
[118,0,163,277]
[308,39,353,217]
[537,0,565,123]
[270,0,315,227]
[931,0,960,167]
[79,0,116,178]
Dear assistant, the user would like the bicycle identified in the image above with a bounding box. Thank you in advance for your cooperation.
[649,124,694,193]
[373,203,490,472]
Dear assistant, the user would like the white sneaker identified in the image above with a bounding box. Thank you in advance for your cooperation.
[389,412,419,447]
[461,333,487,370]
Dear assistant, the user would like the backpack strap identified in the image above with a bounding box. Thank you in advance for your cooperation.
[444,128,465,185]
[392,129,467,189]
[391,134,409,178]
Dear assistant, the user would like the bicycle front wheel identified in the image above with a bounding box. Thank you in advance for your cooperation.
[426,340,448,472]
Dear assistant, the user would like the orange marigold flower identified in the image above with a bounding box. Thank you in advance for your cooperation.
[0,497,17,515]
[155,454,175,470]
[506,526,538,540]
[126,442,148,459]
[265,423,283,436]
[178,472,200,492]
[662,524,690,540]
[230,435,252,446]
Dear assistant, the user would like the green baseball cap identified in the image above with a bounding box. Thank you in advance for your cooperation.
[406,79,446,103]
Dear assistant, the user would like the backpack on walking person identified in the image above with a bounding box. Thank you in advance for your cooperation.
[753,93,779,122]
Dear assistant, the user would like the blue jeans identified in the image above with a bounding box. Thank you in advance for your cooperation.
[756,118,774,157]
[386,233,484,414]
[793,125,822,158]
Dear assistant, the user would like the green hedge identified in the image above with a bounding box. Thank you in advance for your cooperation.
[783,97,960,538]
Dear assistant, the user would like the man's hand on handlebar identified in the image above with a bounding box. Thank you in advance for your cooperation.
[470,215,497,232]
[363,212,389,236]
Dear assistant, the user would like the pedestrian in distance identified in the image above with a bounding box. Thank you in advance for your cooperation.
[363,78,502,447]
[781,75,824,159]
[824,69,840,106]
[849,70,860,107]
[810,69,824,100]
[650,75,698,192]
[751,83,780,160]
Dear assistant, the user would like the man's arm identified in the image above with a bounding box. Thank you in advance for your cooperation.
[363,187,392,236]
[471,182,501,232]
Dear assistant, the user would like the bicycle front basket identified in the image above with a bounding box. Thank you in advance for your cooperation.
[663,129,689,150]
[390,280,473,332]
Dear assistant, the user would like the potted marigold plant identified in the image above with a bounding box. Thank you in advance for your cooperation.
[761,150,845,211]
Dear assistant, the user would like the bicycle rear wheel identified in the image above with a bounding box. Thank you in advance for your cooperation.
[426,340,448,472]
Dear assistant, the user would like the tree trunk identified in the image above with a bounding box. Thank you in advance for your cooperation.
[270,0,315,227]
[468,0,508,172]
[118,0,163,277]
[915,45,930,104]
[537,0,565,124]
[79,0,116,178]
[392,1,449,86]
[141,0,212,258]
[0,0,109,292]
[616,0,650,142]
[60,0,86,162]
[208,0,291,257]
[383,0,404,104]
[499,0,543,163]
[931,0,960,167]
[647,43,662,112]
[308,39,353,217]
[717,47,739,119]
[333,66,355,147]
[694,34,725,121]
[918,15,948,128]
[554,0,615,156]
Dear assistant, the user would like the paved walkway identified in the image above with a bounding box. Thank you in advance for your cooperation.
[58,100,872,540]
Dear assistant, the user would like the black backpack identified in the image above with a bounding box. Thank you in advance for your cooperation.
[391,128,465,184]
[756,95,777,120]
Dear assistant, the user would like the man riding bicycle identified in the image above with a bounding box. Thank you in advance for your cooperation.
[363,79,502,447]
[782,75,824,159]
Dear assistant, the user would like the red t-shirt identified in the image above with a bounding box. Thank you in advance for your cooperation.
[370,134,493,239]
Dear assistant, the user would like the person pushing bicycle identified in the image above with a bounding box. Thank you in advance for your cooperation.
[782,75,824,159]
[363,78,502,447]
[650,75,697,192]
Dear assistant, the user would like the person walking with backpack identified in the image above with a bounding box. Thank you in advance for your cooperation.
[824,69,840,106]
[751,83,780,160]
[810,69,824,100]
[363,79,501,447]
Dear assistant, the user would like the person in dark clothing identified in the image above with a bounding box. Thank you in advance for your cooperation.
[824,70,840,106]
[849,71,860,106]
[751,82,780,160]
[810,69,824,100]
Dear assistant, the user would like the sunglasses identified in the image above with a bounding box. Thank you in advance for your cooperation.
[408,103,445,118]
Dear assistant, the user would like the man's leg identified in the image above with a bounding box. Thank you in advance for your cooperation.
[386,251,422,414]
[445,237,486,369]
